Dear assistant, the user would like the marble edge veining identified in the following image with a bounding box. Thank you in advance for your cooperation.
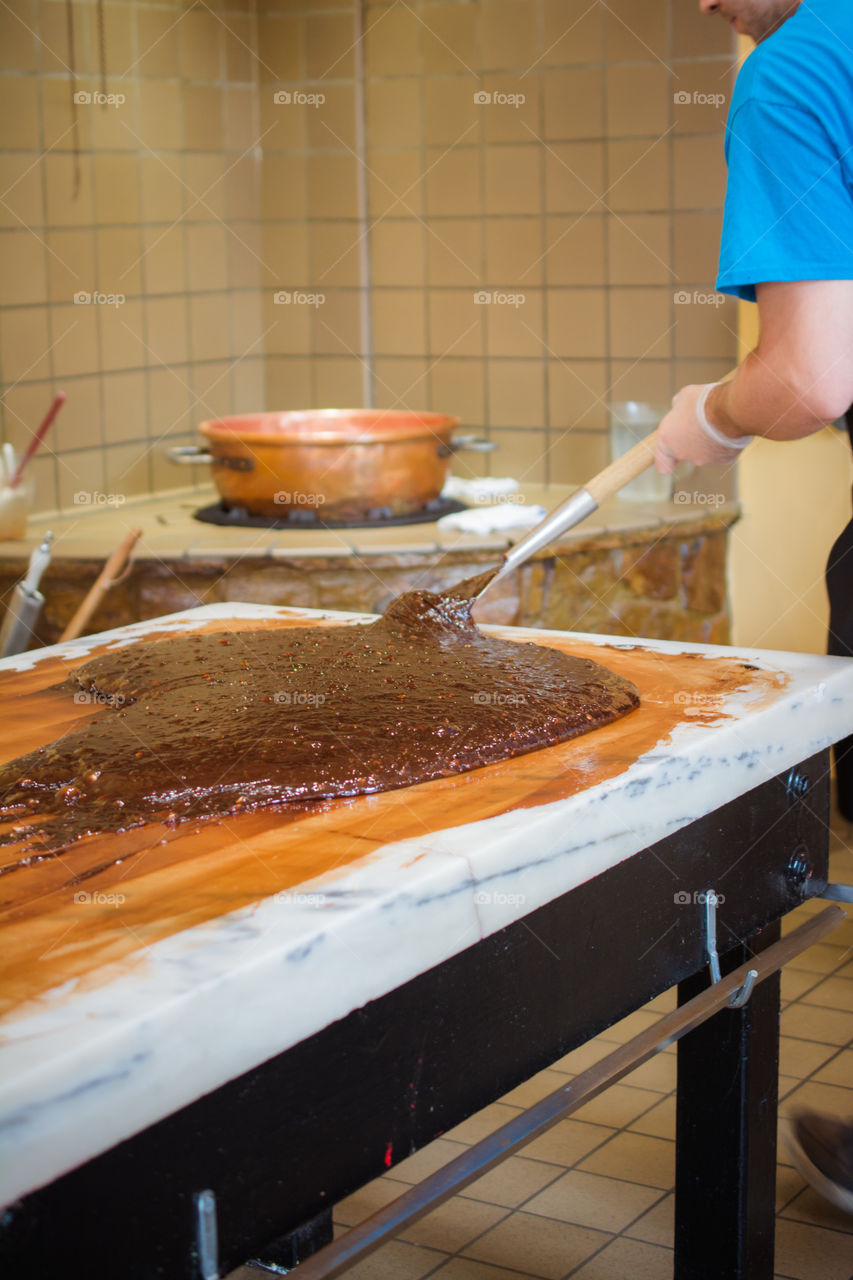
[1,605,852,1206]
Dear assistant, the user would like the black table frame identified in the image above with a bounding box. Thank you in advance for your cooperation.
[0,751,830,1279]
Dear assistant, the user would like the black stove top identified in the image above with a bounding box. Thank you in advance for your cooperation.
[193,496,467,531]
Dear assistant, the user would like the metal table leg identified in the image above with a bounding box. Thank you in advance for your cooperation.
[675,921,781,1280]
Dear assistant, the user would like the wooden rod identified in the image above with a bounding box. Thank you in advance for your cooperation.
[59,528,142,644]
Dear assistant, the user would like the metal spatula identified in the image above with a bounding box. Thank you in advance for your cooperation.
[460,429,659,603]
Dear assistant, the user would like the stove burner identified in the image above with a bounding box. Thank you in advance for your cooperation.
[193,496,468,530]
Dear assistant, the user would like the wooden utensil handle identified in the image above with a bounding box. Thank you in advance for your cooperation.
[585,430,658,505]
[59,528,142,644]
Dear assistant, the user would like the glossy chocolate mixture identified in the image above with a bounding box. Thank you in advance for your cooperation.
[0,585,639,854]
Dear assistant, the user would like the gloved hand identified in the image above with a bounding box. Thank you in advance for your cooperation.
[654,382,754,475]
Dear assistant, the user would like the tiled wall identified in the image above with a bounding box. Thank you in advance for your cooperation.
[1,0,737,512]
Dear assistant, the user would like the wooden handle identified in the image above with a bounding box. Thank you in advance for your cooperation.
[59,528,142,644]
[585,430,658,505]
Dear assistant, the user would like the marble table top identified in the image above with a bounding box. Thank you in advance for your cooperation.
[1,603,851,1208]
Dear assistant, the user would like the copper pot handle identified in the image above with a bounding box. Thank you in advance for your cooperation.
[166,444,213,466]
[447,435,497,453]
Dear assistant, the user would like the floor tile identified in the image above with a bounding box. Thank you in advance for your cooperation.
[577,1132,675,1191]
[566,1235,673,1279]
[460,1210,608,1279]
[445,1102,522,1146]
[781,1080,853,1119]
[615,1051,678,1094]
[812,1047,853,1088]
[431,1256,555,1280]
[524,1169,662,1234]
[782,969,825,1003]
[343,1239,447,1280]
[551,1039,615,1076]
[626,1093,676,1141]
[398,1197,510,1252]
[569,1083,661,1130]
[775,1164,808,1212]
[500,1069,570,1109]
[774,1216,853,1280]
[595,1008,665,1046]
[622,1193,674,1247]
[521,1118,613,1169]
[781,1002,853,1047]
[335,1175,410,1227]
[786,943,849,976]
[458,1156,564,1209]
[798,974,853,1012]
[392,1139,469,1185]
[780,1184,853,1233]
[778,1035,839,1080]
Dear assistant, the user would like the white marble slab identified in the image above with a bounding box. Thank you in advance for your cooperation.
[1,603,851,1208]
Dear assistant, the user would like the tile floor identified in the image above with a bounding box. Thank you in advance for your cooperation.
[234,803,853,1280]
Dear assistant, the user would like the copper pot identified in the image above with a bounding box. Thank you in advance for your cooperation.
[167,410,494,520]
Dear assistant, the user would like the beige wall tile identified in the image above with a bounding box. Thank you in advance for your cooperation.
[488,427,548,485]
[136,9,182,78]
[257,14,303,80]
[544,68,603,140]
[140,224,186,294]
[368,150,424,217]
[370,220,425,286]
[99,297,147,371]
[145,295,191,367]
[542,0,602,66]
[2,380,57,452]
[139,153,185,222]
[485,217,542,286]
[372,358,428,409]
[267,286,315,353]
[674,292,737,359]
[261,154,307,220]
[543,215,605,286]
[139,80,183,152]
[673,5,735,57]
[230,289,265,354]
[190,359,233,419]
[426,146,481,216]
[3,0,37,71]
[232,354,266,410]
[604,0,667,60]
[51,302,99,378]
[372,288,426,355]
[610,358,673,407]
[265,355,312,409]
[97,227,144,296]
[673,136,727,210]
[548,359,608,431]
[480,74,540,145]
[306,13,354,80]
[545,141,605,213]
[481,0,538,70]
[88,84,138,152]
[310,220,362,287]
[608,214,671,285]
[606,65,670,137]
[609,287,672,359]
[224,86,257,152]
[488,361,544,428]
[364,4,420,76]
[312,357,364,407]
[41,76,87,152]
[429,289,482,356]
[44,153,95,226]
[229,222,263,289]
[147,366,192,437]
[427,219,481,287]
[672,62,732,134]
[57,448,105,511]
[0,153,44,229]
[180,9,222,81]
[421,4,478,75]
[0,76,39,148]
[224,13,256,82]
[607,138,670,212]
[260,84,307,150]
[369,78,421,149]
[189,292,231,361]
[423,77,478,148]
[673,211,723,283]
[430,359,485,425]
[308,153,357,219]
[546,289,605,358]
[104,440,152,498]
[183,84,224,151]
[187,223,229,292]
[262,222,310,287]
[547,428,609,486]
[486,289,545,357]
[102,369,147,442]
[185,153,228,219]
[93,154,140,224]
[1,229,48,305]
[308,288,358,353]
[484,146,540,215]
[47,229,96,304]
[224,154,259,221]
[307,82,356,150]
[102,5,135,71]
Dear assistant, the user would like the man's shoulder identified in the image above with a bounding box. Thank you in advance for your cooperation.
[734,1,853,114]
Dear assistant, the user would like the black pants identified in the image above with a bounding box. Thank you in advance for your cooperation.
[827,411,853,817]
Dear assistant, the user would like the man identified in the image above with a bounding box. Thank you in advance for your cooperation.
[655,0,853,1216]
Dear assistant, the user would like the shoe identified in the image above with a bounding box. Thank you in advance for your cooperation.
[787,1109,853,1215]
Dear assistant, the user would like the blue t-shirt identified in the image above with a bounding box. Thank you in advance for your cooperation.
[717,0,853,302]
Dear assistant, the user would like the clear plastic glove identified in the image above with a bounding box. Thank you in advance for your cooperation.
[654,382,754,475]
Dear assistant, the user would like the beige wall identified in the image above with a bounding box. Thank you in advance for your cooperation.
[1,0,737,514]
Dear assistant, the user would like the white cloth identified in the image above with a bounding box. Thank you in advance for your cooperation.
[437,503,546,534]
